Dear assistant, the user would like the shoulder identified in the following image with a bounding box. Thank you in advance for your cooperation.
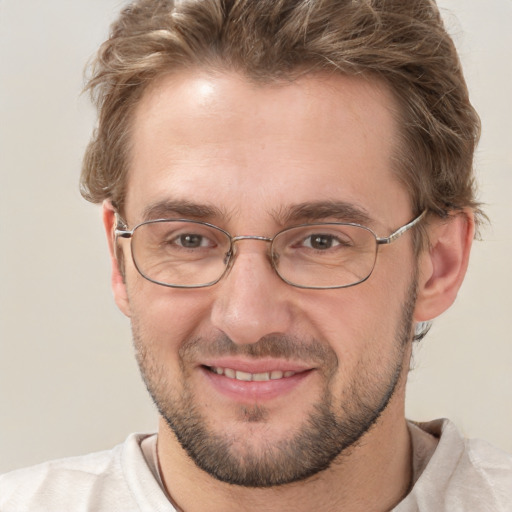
[398,419,512,512]
[464,435,512,503]
[0,433,150,512]
[435,419,512,482]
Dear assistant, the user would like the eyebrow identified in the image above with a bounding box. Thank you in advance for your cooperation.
[274,201,374,226]
[140,199,373,228]
[141,199,230,222]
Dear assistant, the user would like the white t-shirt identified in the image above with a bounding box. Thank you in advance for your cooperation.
[1,419,511,511]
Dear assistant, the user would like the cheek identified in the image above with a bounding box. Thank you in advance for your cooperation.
[126,276,213,353]
[301,269,413,361]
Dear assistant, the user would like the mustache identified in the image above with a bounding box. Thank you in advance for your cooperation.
[179,333,338,366]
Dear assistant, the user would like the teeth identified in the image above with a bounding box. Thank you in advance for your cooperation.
[224,368,236,379]
[210,367,297,381]
[235,370,252,382]
[253,372,270,381]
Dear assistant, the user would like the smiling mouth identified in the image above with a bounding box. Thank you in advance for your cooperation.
[205,366,301,382]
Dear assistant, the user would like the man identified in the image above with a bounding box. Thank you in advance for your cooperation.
[1,0,511,510]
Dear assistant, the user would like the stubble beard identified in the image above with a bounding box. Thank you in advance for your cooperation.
[132,280,417,488]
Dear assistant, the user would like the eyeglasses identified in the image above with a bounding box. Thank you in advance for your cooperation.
[115,210,427,289]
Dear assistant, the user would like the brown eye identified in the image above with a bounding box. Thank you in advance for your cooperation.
[177,234,207,248]
[308,235,335,250]
[301,234,350,250]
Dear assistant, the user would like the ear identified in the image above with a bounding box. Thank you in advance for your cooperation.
[102,201,131,317]
[414,210,474,322]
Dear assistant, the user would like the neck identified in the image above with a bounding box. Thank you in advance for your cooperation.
[157,378,412,512]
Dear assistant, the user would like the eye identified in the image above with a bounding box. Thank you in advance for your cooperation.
[301,234,348,250]
[174,233,213,249]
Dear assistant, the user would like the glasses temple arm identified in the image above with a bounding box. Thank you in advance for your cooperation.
[113,213,133,239]
[376,210,427,245]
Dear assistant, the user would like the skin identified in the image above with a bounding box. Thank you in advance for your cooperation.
[103,70,474,511]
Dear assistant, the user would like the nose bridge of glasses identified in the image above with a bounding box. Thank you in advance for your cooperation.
[231,235,273,244]
[225,235,276,269]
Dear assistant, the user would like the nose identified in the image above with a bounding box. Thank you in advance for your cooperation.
[210,241,294,345]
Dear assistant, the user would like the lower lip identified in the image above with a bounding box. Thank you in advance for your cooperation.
[200,366,313,402]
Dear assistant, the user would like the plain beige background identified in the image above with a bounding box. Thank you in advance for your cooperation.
[0,0,511,473]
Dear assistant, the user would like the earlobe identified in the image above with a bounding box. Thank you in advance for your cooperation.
[102,201,131,317]
[414,210,475,322]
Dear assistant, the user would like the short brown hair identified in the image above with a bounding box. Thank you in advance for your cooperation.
[81,0,481,227]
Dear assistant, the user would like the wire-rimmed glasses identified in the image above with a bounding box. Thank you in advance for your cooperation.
[115,210,427,289]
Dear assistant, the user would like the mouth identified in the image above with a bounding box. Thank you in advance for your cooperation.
[200,362,314,402]
[204,365,300,382]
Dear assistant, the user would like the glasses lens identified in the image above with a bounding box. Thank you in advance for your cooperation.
[131,220,231,287]
[273,224,378,288]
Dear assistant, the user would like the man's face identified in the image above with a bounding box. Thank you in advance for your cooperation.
[113,71,419,486]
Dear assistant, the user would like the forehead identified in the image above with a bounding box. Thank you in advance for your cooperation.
[125,70,409,229]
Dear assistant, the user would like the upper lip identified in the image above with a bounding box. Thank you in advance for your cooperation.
[200,357,314,374]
